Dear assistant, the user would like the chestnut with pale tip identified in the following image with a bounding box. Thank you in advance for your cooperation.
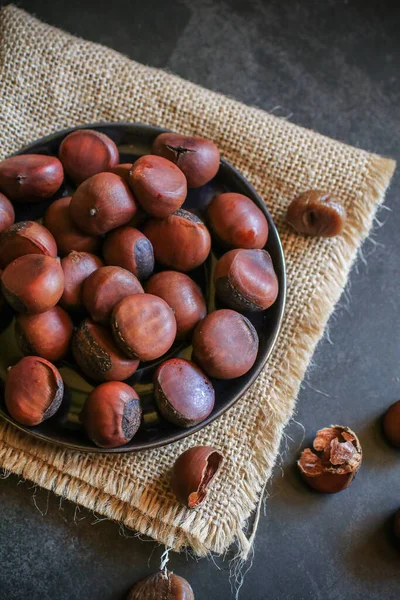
[0,154,64,202]
[0,193,15,234]
[0,221,57,269]
[103,226,154,280]
[287,190,346,237]
[127,570,194,600]
[59,129,119,184]
[60,251,103,311]
[15,306,73,362]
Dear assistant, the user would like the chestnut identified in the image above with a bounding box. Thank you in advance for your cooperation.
[153,132,220,188]
[69,172,137,235]
[0,192,15,233]
[206,192,269,249]
[171,446,223,508]
[0,221,57,269]
[394,509,400,540]
[214,248,279,312]
[108,163,132,183]
[383,400,400,447]
[72,318,139,382]
[59,129,119,184]
[103,226,154,280]
[192,309,258,379]
[43,196,100,256]
[15,306,73,362]
[287,190,346,237]
[0,154,63,201]
[145,271,206,339]
[127,570,194,600]
[5,356,64,425]
[83,266,144,324]
[81,381,142,448]
[60,251,103,311]
[1,254,64,314]
[143,209,211,272]
[111,293,176,361]
[129,155,187,217]
[297,426,362,493]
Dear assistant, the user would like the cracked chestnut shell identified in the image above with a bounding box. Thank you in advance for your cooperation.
[171,446,223,509]
[81,381,142,448]
[298,425,362,493]
[287,190,346,237]
[152,132,220,188]
[127,570,194,600]
[214,248,279,312]
[103,226,154,280]
[59,129,119,184]
[15,306,73,362]
[5,356,64,426]
[383,400,400,447]
[60,251,103,311]
[0,154,63,202]
[0,193,15,233]
[0,221,58,269]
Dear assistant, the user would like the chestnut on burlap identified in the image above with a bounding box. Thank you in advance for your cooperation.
[0,5,395,558]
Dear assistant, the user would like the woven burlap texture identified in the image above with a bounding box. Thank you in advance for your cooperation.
[0,5,395,557]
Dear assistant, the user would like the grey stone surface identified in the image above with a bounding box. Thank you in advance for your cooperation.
[1,0,399,598]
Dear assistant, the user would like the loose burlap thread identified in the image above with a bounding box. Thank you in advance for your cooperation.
[0,5,395,557]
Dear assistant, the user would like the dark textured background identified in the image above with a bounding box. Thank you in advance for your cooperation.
[1,1,399,598]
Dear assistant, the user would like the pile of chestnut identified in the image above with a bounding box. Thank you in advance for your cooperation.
[0,128,278,449]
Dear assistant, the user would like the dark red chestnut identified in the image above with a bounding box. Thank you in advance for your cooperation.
[83,266,144,324]
[59,129,119,184]
[1,255,64,313]
[143,209,211,272]
[60,251,103,311]
[103,226,154,280]
[129,155,187,217]
[214,248,278,312]
[81,381,142,448]
[70,173,137,235]
[171,446,223,508]
[383,400,400,447]
[287,190,346,237]
[192,309,258,379]
[15,306,73,362]
[0,193,15,233]
[297,426,362,493]
[5,356,64,425]
[0,221,57,269]
[0,154,63,201]
[111,293,176,361]
[108,163,132,183]
[72,318,139,382]
[127,570,194,600]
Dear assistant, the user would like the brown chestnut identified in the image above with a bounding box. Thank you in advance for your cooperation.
[287,190,346,237]
[83,266,144,324]
[1,255,64,314]
[43,196,100,256]
[108,163,132,183]
[145,271,206,339]
[81,381,142,448]
[60,251,103,311]
[127,570,194,600]
[111,294,176,361]
[394,509,400,540]
[171,446,223,508]
[297,426,362,493]
[59,129,119,184]
[0,154,63,201]
[5,356,64,425]
[15,306,73,362]
[206,192,269,249]
[383,400,400,447]
[192,309,258,379]
[0,221,57,269]
[214,248,279,312]
[103,226,154,280]
[72,318,139,382]
[70,173,137,235]
[129,155,187,217]
[0,193,15,233]
[143,209,211,272]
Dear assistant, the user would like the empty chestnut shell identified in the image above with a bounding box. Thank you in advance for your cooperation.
[44,196,100,256]
[192,309,258,379]
[5,356,64,426]
[171,446,223,508]
[0,221,57,269]
[108,163,132,183]
[70,173,137,235]
[145,271,206,339]
[1,255,64,314]
[112,294,177,361]
[60,251,103,311]
[298,426,362,493]
[152,132,220,188]
[81,381,142,448]
[206,192,269,249]
[383,400,400,447]
[287,190,346,237]
[214,248,279,312]
[127,570,194,600]
[143,209,211,272]
[15,306,73,362]
[72,318,139,382]
[59,129,119,184]
[0,193,15,233]
[83,266,144,324]
[0,154,63,201]
[129,155,187,217]
[103,226,154,280]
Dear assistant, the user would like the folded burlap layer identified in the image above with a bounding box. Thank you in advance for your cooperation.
[0,5,395,556]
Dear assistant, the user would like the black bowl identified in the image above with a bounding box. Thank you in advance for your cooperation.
[0,122,286,453]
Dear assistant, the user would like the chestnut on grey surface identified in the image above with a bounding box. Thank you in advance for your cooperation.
[15,306,73,363]
[383,400,400,447]
[0,154,64,202]
[127,570,194,600]
[0,221,57,269]
[60,251,103,311]
[287,189,346,237]
[0,192,15,234]
[59,129,119,184]
[103,226,154,281]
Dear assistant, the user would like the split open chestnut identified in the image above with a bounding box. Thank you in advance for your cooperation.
[383,400,400,447]
[59,129,119,184]
[60,251,103,311]
[15,306,73,362]
[0,193,15,233]
[287,190,346,237]
[127,570,194,600]
[0,221,57,269]
[103,226,154,280]
[0,154,63,201]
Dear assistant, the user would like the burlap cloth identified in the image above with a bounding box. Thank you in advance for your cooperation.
[0,5,395,558]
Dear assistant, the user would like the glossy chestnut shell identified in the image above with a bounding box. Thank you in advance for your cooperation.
[60,251,103,311]
[59,129,119,184]
[108,163,132,183]
[103,226,154,280]
[383,400,400,447]
[127,570,194,600]
[287,190,346,237]
[0,220,57,269]
[0,154,64,201]
[15,306,73,362]
[0,193,15,233]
